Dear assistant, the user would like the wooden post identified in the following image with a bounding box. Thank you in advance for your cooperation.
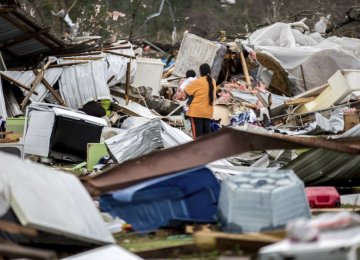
[125,60,131,105]
[20,59,53,110]
[0,72,39,95]
[33,70,66,106]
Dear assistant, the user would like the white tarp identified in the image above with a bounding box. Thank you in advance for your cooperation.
[247,22,360,93]
[0,151,115,245]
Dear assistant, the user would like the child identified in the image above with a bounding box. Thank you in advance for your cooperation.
[179,70,196,112]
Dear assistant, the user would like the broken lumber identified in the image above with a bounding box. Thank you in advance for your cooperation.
[20,59,53,109]
[103,50,136,59]
[33,70,66,106]
[48,61,88,68]
[194,230,284,252]
[0,220,37,236]
[0,243,57,260]
[284,97,316,106]
[0,72,39,95]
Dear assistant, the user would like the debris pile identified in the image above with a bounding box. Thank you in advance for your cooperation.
[2,3,360,259]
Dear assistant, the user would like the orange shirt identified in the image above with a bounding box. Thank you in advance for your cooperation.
[185,76,216,119]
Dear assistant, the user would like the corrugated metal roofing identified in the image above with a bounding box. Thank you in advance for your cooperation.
[106,119,163,164]
[2,68,63,102]
[106,43,137,87]
[283,124,360,186]
[0,6,66,66]
[58,57,111,109]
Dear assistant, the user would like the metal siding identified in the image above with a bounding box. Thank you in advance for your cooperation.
[106,44,137,87]
[58,57,111,109]
[283,124,360,186]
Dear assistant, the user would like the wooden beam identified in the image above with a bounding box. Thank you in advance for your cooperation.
[20,59,53,109]
[284,97,316,106]
[54,51,102,58]
[48,61,88,68]
[103,50,136,59]
[33,70,66,106]
[61,57,103,61]
[194,230,283,252]
[0,243,57,260]
[125,60,131,105]
[0,72,39,95]
[0,220,37,236]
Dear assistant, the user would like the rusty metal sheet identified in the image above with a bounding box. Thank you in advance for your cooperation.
[85,128,360,195]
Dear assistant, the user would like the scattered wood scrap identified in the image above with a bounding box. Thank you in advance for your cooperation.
[194,230,284,252]
[284,97,316,106]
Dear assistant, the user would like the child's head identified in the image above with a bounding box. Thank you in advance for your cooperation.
[185,70,196,78]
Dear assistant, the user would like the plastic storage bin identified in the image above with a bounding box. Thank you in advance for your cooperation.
[305,187,340,208]
[218,169,311,233]
[99,167,220,232]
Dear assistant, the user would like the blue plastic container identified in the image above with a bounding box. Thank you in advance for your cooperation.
[99,167,220,232]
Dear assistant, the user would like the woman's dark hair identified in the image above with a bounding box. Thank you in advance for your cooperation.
[185,69,196,78]
[199,63,214,106]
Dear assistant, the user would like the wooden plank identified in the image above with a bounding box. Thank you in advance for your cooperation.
[103,50,136,59]
[0,243,57,260]
[284,97,317,106]
[194,231,283,252]
[0,220,37,236]
[20,59,53,109]
[33,70,66,106]
[135,244,197,259]
[0,72,39,95]
[54,51,102,58]
[61,57,103,61]
[48,61,88,68]
[125,60,131,105]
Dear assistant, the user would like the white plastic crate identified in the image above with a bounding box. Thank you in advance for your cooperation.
[218,168,311,233]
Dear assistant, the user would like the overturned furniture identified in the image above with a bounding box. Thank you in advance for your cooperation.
[100,167,220,232]
[24,104,108,162]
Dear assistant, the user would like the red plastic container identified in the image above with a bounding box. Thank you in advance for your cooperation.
[305,187,340,208]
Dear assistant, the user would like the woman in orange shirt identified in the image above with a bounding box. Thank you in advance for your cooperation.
[185,63,216,138]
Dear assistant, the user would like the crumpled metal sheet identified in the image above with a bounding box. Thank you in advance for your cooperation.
[284,123,360,186]
[86,127,360,195]
[105,118,163,164]
[58,57,111,109]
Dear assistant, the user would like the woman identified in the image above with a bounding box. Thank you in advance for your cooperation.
[185,63,216,138]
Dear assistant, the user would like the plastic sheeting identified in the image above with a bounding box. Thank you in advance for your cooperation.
[1,69,63,103]
[58,56,111,109]
[247,22,360,94]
